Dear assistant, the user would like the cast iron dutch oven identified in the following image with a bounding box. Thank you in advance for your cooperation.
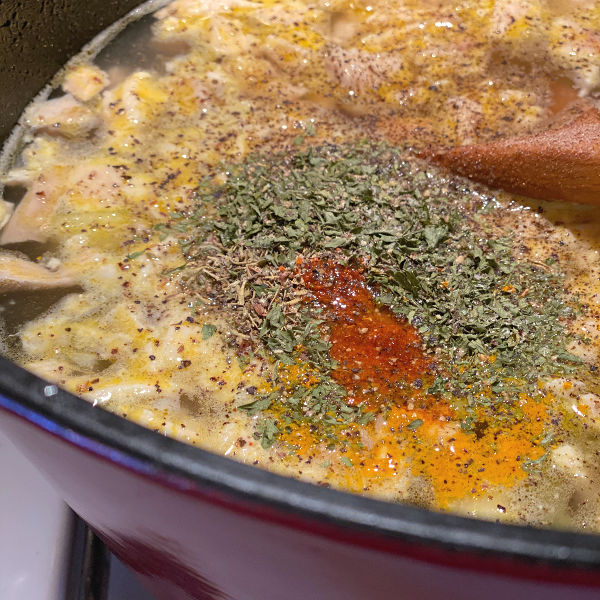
[1,2,600,599]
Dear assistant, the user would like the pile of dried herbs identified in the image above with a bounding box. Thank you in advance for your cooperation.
[168,141,586,447]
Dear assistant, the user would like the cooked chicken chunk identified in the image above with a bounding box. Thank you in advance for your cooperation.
[25,94,101,138]
[62,64,109,102]
[0,254,75,292]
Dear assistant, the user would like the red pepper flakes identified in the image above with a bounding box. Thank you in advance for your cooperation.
[301,258,431,409]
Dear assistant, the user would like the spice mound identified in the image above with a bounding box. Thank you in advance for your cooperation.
[172,142,587,507]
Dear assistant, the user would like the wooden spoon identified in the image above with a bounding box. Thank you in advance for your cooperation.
[427,107,600,205]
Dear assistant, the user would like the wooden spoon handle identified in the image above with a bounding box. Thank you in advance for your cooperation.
[427,108,600,206]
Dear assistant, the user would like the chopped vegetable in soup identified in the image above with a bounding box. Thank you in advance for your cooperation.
[1,0,600,530]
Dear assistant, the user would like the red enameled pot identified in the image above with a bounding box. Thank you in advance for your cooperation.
[1,2,600,599]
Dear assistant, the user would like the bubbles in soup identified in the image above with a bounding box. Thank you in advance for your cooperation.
[2,0,600,531]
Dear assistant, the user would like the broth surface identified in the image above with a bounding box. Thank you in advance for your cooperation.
[2,0,600,531]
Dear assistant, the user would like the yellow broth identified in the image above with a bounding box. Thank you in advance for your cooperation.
[2,0,600,531]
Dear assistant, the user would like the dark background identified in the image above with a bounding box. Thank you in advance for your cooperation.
[0,0,142,141]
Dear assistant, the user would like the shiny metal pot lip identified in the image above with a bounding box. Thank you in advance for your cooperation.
[1,356,600,578]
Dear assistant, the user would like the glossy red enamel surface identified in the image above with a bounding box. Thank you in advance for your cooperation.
[2,405,600,600]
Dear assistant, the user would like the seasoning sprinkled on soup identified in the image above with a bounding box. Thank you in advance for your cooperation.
[1,0,600,530]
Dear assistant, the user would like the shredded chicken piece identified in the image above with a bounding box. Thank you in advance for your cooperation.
[0,254,75,292]
[102,71,169,126]
[490,0,543,36]
[0,171,61,244]
[0,200,14,231]
[551,444,588,478]
[1,165,123,245]
[324,45,402,93]
[25,94,101,138]
[550,18,600,96]
[62,65,110,102]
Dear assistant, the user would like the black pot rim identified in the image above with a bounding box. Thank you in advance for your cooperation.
[1,356,600,574]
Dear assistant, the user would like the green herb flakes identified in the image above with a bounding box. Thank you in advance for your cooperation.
[407,419,424,431]
[201,323,217,339]
[172,141,586,448]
